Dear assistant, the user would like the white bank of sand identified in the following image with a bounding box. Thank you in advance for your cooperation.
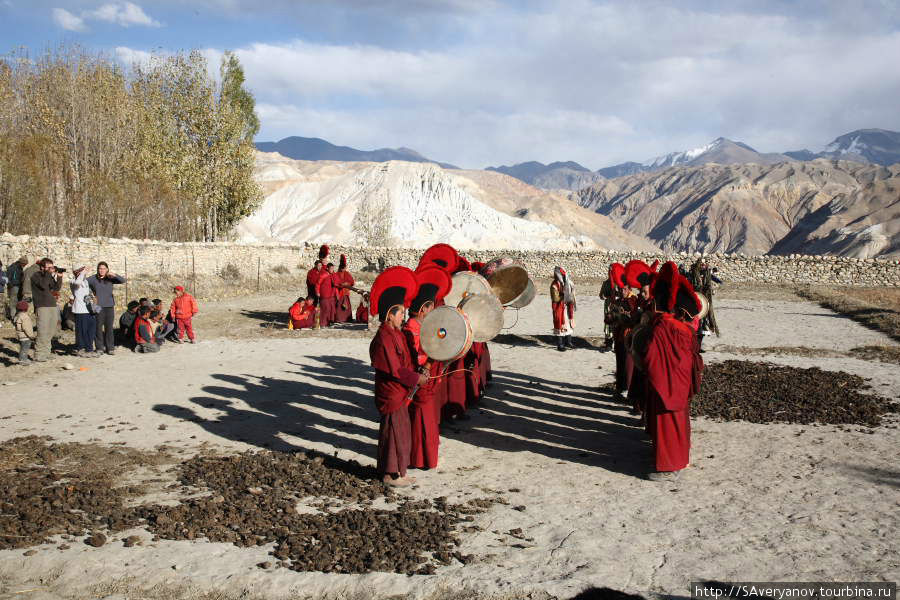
[0,295,898,600]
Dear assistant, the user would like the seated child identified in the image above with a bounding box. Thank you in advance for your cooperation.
[289,297,315,329]
[133,306,159,353]
[117,300,140,348]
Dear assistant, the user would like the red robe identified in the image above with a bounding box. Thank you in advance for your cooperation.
[355,301,369,324]
[306,267,323,303]
[334,270,355,322]
[642,313,703,472]
[318,272,337,327]
[610,295,638,393]
[369,322,420,477]
[551,280,576,332]
[289,301,315,329]
[465,345,483,407]
[442,356,468,420]
[402,318,441,469]
[478,342,492,392]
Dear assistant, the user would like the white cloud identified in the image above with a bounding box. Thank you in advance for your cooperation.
[51,2,160,32]
[89,2,160,27]
[51,7,87,31]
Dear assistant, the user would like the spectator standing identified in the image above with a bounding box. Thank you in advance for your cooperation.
[30,258,62,362]
[70,266,98,357]
[0,260,6,320]
[21,259,40,303]
[169,286,199,343]
[6,257,27,320]
[87,262,126,355]
[318,263,337,327]
[14,300,35,365]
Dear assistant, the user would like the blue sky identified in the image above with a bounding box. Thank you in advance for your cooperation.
[2,0,900,169]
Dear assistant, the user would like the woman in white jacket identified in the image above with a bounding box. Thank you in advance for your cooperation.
[70,266,98,357]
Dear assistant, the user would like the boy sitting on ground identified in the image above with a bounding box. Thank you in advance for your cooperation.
[133,306,159,353]
[289,297,315,330]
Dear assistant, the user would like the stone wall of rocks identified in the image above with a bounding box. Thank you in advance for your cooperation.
[2,234,899,290]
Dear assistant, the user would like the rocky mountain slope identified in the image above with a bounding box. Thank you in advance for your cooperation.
[238,153,657,251]
[254,136,457,169]
[788,129,900,166]
[485,161,605,191]
[575,160,900,258]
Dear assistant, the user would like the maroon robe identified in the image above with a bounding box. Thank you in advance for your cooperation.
[370,322,420,476]
[642,313,703,472]
[442,357,468,420]
[334,270,355,322]
[306,267,323,304]
[478,343,492,393]
[318,272,337,327]
[355,301,369,324]
[465,345,483,407]
[403,318,441,469]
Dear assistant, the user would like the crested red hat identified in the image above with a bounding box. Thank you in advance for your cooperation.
[418,243,459,273]
[318,244,330,260]
[339,254,348,270]
[370,266,419,321]
[650,261,702,317]
[624,260,652,289]
[410,265,452,313]
[609,263,625,289]
[453,255,471,274]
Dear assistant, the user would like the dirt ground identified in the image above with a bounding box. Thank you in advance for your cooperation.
[0,286,899,600]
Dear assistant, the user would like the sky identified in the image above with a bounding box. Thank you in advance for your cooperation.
[2,0,900,170]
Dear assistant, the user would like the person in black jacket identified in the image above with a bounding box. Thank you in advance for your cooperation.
[117,300,140,349]
[31,258,63,362]
[87,261,126,355]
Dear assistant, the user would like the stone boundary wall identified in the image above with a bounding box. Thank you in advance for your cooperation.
[2,234,899,288]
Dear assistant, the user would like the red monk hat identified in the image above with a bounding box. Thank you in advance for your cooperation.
[650,261,702,318]
[339,254,348,270]
[624,260,653,289]
[370,266,419,321]
[318,244,330,260]
[410,265,452,314]
[470,261,486,272]
[609,263,626,289]
[418,243,459,273]
[453,255,472,274]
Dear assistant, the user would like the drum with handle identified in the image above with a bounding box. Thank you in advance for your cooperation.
[458,293,504,342]
[445,271,492,308]
[506,277,536,309]
[480,257,530,305]
[420,306,474,362]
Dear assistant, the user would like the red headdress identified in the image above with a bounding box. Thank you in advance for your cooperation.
[624,260,652,289]
[318,244,330,260]
[470,261,486,273]
[453,255,471,274]
[417,243,459,273]
[410,265,452,314]
[339,254,348,270]
[370,266,419,321]
[650,261,702,317]
[608,263,626,289]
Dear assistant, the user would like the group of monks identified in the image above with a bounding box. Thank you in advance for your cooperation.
[368,243,492,487]
[295,246,367,329]
[602,259,705,481]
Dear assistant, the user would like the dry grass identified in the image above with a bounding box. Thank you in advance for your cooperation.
[797,285,900,343]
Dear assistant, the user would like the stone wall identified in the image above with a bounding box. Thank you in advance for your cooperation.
[2,234,899,292]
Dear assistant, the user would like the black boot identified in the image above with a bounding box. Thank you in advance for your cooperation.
[556,336,566,352]
[565,335,575,348]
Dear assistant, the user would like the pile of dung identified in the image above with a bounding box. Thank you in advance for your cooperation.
[693,360,899,427]
[138,451,497,574]
[0,436,163,549]
[0,438,500,574]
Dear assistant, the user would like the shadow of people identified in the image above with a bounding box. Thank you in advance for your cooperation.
[153,354,654,479]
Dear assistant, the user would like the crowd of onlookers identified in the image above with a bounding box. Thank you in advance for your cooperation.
[294,252,368,329]
[2,257,199,365]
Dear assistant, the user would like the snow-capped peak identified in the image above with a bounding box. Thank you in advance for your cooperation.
[824,135,868,155]
[642,138,724,168]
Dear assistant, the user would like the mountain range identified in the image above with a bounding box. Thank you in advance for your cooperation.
[254,136,458,170]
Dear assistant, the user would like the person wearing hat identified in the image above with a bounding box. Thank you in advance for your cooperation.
[13,300,36,365]
[403,266,451,470]
[605,262,636,398]
[639,261,704,482]
[369,266,426,487]
[169,285,199,343]
[333,254,355,323]
[623,260,657,416]
[70,266,99,357]
[318,263,338,327]
[550,266,576,352]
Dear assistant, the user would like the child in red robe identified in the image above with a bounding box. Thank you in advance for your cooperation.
[334,254,355,322]
[369,266,424,487]
[640,261,704,482]
[289,297,315,329]
[402,266,451,470]
[318,263,337,327]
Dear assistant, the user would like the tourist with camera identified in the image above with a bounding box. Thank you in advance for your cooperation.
[88,261,126,355]
[30,258,63,362]
[70,266,99,357]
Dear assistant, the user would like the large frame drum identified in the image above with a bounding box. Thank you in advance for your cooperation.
[506,277,536,309]
[420,306,474,362]
[445,271,492,308]
[458,293,504,342]
[696,292,710,320]
[480,258,529,305]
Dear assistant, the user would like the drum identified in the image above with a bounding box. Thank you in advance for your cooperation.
[695,292,710,320]
[420,306,473,362]
[629,324,652,356]
[445,271,492,308]
[480,258,529,305]
[506,277,536,309]
[458,293,504,342]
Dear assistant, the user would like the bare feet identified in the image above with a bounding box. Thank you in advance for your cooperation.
[382,475,416,487]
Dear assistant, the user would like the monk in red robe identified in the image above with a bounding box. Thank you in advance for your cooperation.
[402,266,450,470]
[288,297,315,329]
[306,260,324,307]
[318,263,337,327]
[640,261,704,482]
[334,254,355,322]
[356,293,370,324]
[369,266,424,486]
